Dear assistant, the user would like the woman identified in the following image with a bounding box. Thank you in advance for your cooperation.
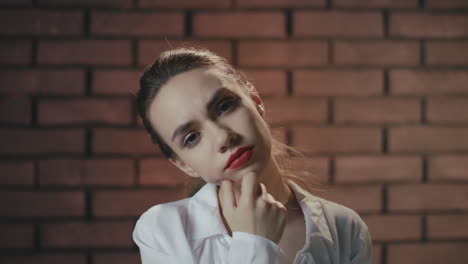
[133,47,373,264]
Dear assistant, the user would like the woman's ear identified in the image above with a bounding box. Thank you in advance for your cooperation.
[169,157,200,178]
[250,92,265,117]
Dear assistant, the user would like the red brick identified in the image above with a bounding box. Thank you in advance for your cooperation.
[38,40,132,66]
[93,189,184,217]
[139,0,230,8]
[429,155,468,181]
[0,41,31,65]
[237,0,324,7]
[428,214,468,239]
[136,115,144,128]
[42,221,134,248]
[239,41,328,67]
[0,190,84,217]
[40,158,134,186]
[373,245,383,263]
[278,156,330,184]
[372,245,383,264]
[334,40,420,66]
[363,214,421,241]
[239,69,286,96]
[93,69,140,95]
[335,97,420,124]
[391,13,468,38]
[390,70,468,95]
[0,161,34,185]
[0,254,86,264]
[320,185,382,213]
[270,126,288,144]
[389,126,468,153]
[292,126,381,154]
[93,253,140,264]
[93,128,160,155]
[0,10,82,36]
[388,243,468,264]
[264,97,327,124]
[335,155,422,183]
[38,0,132,7]
[334,0,418,8]
[427,41,468,66]
[0,69,85,95]
[389,183,468,211]
[426,0,468,8]
[294,70,383,96]
[427,97,468,123]
[0,129,85,155]
[92,11,183,37]
[139,158,186,186]
[194,12,285,38]
[138,39,233,66]
[239,71,284,97]
[0,223,34,248]
[38,98,132,125]
[294,11,382,37]
[0,96,30,124]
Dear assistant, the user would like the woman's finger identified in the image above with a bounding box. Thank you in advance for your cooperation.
[239,172,258,206]
[220,180,236,209]
[276,201,287,211]
[260,182,268,198]
[265,193,275,203]
[255,183,268,207]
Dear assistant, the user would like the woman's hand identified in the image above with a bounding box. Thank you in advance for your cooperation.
[218,172,287,244]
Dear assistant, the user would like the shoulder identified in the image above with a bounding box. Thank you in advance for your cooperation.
[288,180,369,239]
[316,197,373,262]
[317,196,369,239]
[136,197,191,231]
[132,198,193,257]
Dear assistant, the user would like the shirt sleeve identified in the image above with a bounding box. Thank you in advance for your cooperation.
[132,219,177,264]
[350,227,373,264]
[227,232,287,264]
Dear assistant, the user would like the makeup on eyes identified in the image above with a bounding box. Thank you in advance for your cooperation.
[172,87,239,144]
[216,97,239,116]
[183,131,200,147]
[181,96,240,148]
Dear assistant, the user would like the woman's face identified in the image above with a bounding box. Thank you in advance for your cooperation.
[148,67,272,185]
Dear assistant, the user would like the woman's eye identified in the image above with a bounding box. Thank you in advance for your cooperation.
[183,132,199,147]
[217,98,237,116]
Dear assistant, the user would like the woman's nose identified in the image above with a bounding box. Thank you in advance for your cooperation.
[207,121,240,153]
[219,131,240,153]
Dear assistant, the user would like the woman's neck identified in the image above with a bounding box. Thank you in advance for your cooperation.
[257,155,292,206]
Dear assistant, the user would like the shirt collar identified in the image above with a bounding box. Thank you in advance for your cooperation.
[286,180,335,247]
[186,180,335,248]
[187,183,227,241]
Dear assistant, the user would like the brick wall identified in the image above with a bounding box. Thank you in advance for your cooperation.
[1,0,468,263]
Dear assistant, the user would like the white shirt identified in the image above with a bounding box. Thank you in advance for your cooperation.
[133,180,373,264]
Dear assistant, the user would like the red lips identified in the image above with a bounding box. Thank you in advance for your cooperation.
[224,145,254,170]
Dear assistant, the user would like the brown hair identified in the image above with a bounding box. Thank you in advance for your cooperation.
[136,47,329,196]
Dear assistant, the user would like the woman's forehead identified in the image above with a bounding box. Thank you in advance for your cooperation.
[154,68,232,111]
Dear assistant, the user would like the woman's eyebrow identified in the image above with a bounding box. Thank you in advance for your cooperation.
[171,87,228,143]
[206,87,228,112]
[171,121,195,142]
